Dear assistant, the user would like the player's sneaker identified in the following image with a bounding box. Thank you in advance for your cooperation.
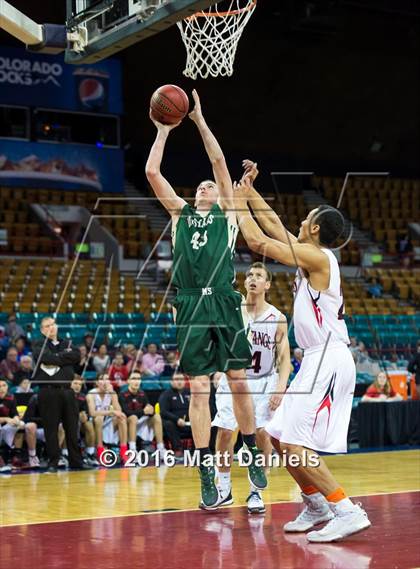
[28,455,40,468]
[247,491,266,514]
[58,455,69,468]
[307,503,371,542]
[245,446,267,490]
[198,465,220,509]
[0,456,12,473]
[199,487,233,510]
[284,492,333,532]
[85,454,100,467]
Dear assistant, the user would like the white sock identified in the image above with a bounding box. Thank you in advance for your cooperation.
[219,471,231,491]
[28,449,36,457]
[129,441,136,451]
[250,483,260,494]
[62,448,68,457]
[330,497,355,514]
[86,447,95,455]
[157,442,165,451]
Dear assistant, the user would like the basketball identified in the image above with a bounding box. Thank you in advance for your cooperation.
[150,84,189,125]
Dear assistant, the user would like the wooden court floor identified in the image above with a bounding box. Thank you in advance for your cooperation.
[1,449,419,568]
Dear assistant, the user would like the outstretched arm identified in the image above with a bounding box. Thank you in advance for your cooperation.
[236,192,326,272]
[240,160,297,245]
[145,114,186,217]
[269,318,291,410]
[189,90,233,211]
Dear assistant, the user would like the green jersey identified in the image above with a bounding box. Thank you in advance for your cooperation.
[172,203,238,290]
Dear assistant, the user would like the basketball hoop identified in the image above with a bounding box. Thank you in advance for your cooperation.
[177,0,257,80]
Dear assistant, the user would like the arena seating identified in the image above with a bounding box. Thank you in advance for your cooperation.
[314,176,420,254]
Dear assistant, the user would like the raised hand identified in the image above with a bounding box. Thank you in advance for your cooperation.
[241,159,259,184]
[233,177,253,199]
[149,109,181,134]
[188,89,204,123]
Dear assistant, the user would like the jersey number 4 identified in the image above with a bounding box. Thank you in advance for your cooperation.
[251,351,262,374]
[191,230,208,250]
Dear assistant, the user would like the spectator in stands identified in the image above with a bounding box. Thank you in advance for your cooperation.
[408,341,420,399]
[5,314,25,342]
[108,352,130,389]
[142,343,165,377]
[0,326,9,357]
[119,371,166,456]
[13,336,30,361]
[83,332,97,354]
[15,377,33,394]
[74,344,95,376]
[398,234,413,256]
[0,347,19,382]
[291,348,303,374]
[123,344,138,366]
[159,373,191,457]
[0,378,23,472]
[388,353,400,370]
[162,351,179,379]
[70,375,98,466]
[362,371,402,402]
[92,344,111,375]
[12,355,33,387]
[368,279,383,298]
[86,373,128,465]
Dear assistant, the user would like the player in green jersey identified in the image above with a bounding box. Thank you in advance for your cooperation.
[146,90,267,509]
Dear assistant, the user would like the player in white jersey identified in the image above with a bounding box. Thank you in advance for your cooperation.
[235,162,370,543]
[210,262,290,513]
[86,373,129,466]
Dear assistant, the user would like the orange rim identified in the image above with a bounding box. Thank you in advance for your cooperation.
[185,0,256,19]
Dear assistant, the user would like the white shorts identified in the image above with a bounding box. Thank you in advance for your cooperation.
[136,415,154,442]
[102,416,120,445]
[0,423,19,447]
[212,373,278,431]
[265,343,356,454]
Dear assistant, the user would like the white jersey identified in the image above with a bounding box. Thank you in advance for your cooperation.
[218,303,282,394]
[89,389,113,412]
[247,304,283,379]
[293,248,349,350]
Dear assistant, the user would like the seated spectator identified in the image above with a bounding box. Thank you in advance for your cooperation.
[127,349,145,375]
[142,343,165,377]
[368,279,383,298]
[291,348,303,375]
[108,352,130,389]
[13,336,30,362]
[159,373,191,456]
[119,372,166,456]
[12,355,33,387]
[0,378,24,472]
[74,344,95,376]
[387,353,400,370]
[5,314,25,341]
[92,344,111,375]
[162,351,179,379]
[123,344,138,366]
[86,374,128,464]
[349,336,359,355]
[83,332,97,353]
[0,347,20,383]
[15,377,33,394]
[408,341,420,399]
[70,375,98,466]
[362,372,403,402]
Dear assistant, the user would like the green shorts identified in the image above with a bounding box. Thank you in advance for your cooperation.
[174,287,252,377]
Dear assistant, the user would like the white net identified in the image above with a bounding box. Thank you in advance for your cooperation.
[177,0,256,80]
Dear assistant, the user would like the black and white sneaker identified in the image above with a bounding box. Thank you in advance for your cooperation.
[85,454,100,467]
[247,491,266,514]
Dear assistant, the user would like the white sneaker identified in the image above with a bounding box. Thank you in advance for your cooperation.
[29,455,40,468]
[199,486,233,510]
[284,493,334,532]
[247,491,266,514]
[307,503,371,542]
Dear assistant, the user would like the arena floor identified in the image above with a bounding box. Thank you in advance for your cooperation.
[1,449,419,569]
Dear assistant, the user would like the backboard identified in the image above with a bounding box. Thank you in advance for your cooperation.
[65,0,216,64]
